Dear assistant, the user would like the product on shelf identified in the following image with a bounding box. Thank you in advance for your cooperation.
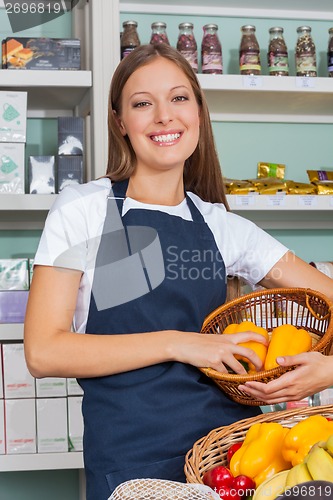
[150,22,170,45]
[285,181,316,195]
[57,156,84,193]
[328,27,333,77]
[239,25,261,75]
[2,37,81,70]
[201,23,223,74]
[120,20,140,59]
[295,26,317,77]
[0,259,29,290]
[177,22,198,73]
[307,169,333,182]
[0,143,25,194]
[0,91,27,143]
[248,177,288,194]
[267,27,289,76]
[36,398,68,453]
[58,117,84,156]
[28,155,56,194]
[5,399,36,454]
[257,162,285,179]
[0,291,29,323]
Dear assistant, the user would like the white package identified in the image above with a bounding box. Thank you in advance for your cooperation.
[36,377,67,398]
[0,258,29,290]
[0,344,3,399]
[66,378,83,396]
[68,396,83,452]
[0,91,27,142]
[5,398,37,454]
[0,142,25,193]
[36,398,68,453]
[3,343,36,398]
[0,400,5,454]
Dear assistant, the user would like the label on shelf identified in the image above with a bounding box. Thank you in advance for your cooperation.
[242,75,263,88]
[297,195,318,207]
[295,77,315,89]
[266,194,287,207]
[235,195,256,206]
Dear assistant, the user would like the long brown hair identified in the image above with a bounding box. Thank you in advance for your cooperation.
[107,44,229,207]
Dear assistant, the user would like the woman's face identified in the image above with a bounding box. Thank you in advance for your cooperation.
[117,57,200,175]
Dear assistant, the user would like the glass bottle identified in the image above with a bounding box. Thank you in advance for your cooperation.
[150,22,170,45]
[295,26,317,77]
[239,25,261,75]
[328,27,333,77]
[177,22,198,73]
[120,20,140,59]
[267,27,289,76]
[201,24,223,75]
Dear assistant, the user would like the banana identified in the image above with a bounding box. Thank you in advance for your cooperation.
[306,446,333,481]
[285,463,312,488]
[323,434,333,457]
[253,470,289,500]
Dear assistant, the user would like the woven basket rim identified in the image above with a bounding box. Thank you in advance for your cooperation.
[200,287,333,383]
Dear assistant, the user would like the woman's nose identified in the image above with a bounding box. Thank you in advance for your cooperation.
[154,102,173,125]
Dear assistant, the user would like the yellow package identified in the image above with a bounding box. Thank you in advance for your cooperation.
[248,177,287,194]
[307,169,333,182]
[286,181,316,195]
[257,162,286,180]
[226,179,258,195]
[313,181,333,195]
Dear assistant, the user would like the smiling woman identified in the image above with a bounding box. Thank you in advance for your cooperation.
[24,43,333,500]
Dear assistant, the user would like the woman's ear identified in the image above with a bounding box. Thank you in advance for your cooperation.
[113,110,127,136]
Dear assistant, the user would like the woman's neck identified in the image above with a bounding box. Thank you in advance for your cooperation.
[127,170,185,206]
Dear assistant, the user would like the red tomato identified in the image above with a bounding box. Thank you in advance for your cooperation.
[227,442,243,464]
[232,475,256,498]
[217,485,241,500]
[202,465,234,491]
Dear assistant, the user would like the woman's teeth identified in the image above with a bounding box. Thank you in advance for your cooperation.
[152,133,180,143]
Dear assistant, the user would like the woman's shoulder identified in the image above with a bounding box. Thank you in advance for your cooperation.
[50,178,110,211]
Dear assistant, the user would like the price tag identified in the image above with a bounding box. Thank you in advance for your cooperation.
[266,194,286,207]
[298,195,318,207]
[295,77,315,89]
[242,76,263,88]
[235,195,256,207]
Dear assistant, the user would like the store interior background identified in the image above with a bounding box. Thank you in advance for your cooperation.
[0,4,332,499]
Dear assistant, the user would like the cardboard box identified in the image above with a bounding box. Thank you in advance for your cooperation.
[0,400,5,454]
[35,377,67,398]
[0,290,29,323]
[68,396,83,452]
[2,343,35,398]
[0,258,29,290]
[36,398,68,453]
[0,143,25,193]
[0,91,27,142]
[5,398,36,454]
[3,37,80,70]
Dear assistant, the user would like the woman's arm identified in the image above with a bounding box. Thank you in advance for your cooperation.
[239,250,333,402]
[24,265,267,379]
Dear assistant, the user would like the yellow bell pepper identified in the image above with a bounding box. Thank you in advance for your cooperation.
[229,422,291,486]
[223,321,269,372]
[282,415,333,466]
[264,324,312,370]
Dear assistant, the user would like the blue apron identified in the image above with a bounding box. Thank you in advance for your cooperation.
[79,179,260,499]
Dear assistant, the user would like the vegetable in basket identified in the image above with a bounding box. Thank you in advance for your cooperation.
[202,464,255,500]
[281,415,333,466]
[229,422,291,486]
[223,321,269,372]
[264,324,312,370]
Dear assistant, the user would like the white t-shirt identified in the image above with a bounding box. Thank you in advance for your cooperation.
[34,178,288,333]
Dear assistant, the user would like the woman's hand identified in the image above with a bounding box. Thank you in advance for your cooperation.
[238,352,333,403]
[172,330,268,375]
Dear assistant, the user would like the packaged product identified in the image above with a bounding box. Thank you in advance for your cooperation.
[257,162,285,179]
[225,179,258,195]
[307,169,333,182]
[248,177,287,194]
[286,181,316,195]
[313,181,333,195]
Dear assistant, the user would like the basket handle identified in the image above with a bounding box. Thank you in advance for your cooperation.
[305,291,333,320]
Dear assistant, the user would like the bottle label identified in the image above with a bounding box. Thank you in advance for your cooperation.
[202,52,223,72]
[240,52,261,72]
[328,52,333,72]
[179,50,198,71]
[296,54,316,74]
[268,53,289,74]
[121,46,136,59]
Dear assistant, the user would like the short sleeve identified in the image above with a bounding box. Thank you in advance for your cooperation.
[34,186,89,271]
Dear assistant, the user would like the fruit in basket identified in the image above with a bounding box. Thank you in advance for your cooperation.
[285,463,312,487]
[282,415,333,466]
[202,465,234,491]
[233,474,256,496]
[227,442,243,465]
[264,324,312,370]
[223,321,269,372]
[229,422,291,486]
[305,445,333,481]
[252,470,289,500]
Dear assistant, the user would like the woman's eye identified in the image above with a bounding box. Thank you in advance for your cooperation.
[173,95,188,102]
[133,101,150,108]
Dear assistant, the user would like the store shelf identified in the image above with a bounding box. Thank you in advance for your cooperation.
[197,74,333,123]
[0,452,83,472]
[0,195,56,230]
[120,0,333,20]
[0,324,23,341]
[0,70,92,117]
[227,194,333,229]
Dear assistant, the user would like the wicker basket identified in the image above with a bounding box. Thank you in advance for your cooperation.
[185,404,333,485]
[200,287,333,406]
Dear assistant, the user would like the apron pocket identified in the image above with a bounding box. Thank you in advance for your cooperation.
[106,454,186,494]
